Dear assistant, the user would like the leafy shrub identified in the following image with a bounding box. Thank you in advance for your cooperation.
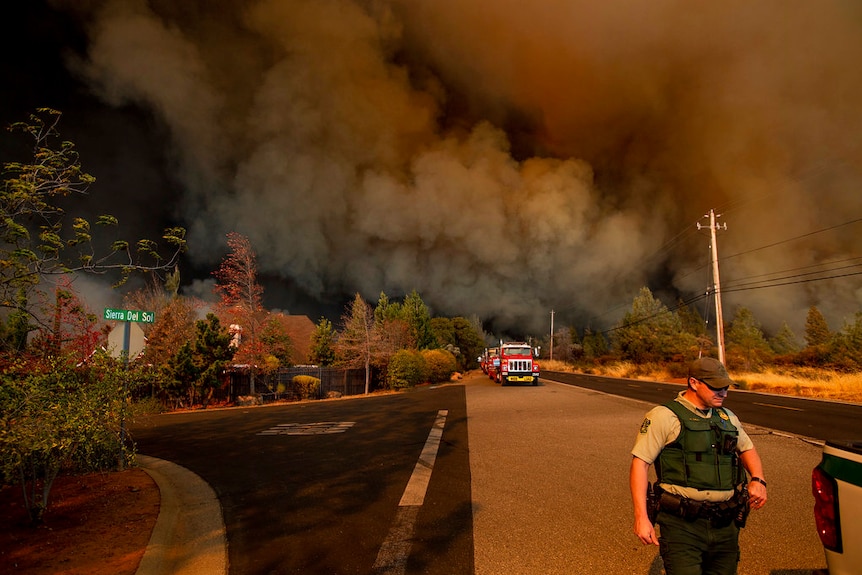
[422,349,457,383]
[292,375,320,399]
[0,354,137,524]
[386,350,426,389]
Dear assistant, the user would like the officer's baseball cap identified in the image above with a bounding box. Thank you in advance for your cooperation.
[689,357,735,389]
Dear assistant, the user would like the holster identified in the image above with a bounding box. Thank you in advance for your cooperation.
[646,483,660,525]
[733,482,751,528]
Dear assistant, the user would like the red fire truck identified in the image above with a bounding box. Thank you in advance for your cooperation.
[493,342,540,386]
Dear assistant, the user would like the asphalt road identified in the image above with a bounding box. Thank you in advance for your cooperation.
[543,370,862,441]
[469,374,827,575]
[132,385,473,574]
[132,373,834,574]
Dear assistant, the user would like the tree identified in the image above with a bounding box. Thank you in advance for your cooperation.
[164,341,199,408]
[804,306,831,348]
[337,293,375,394]
[612,287,694,362]
[0,109,186,339]
[0,109,186,524]
[374,291,414,352]
[192,313,236,407]
[725,306,773,371]
[826,312,862,371]
[582,327,608,360]
[140,295,200,368]
[309,317,337,366]
[451,316,485,370]
[769,321,801,355]
[260,315,294,371]
[677,300,707,338]
[213,232,265,395]
[402,290,435,349]
[550,327,577,362]
[29,277,103,365]
[430,317,455,348]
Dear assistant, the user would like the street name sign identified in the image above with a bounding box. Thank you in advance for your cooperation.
[104,307,155,323]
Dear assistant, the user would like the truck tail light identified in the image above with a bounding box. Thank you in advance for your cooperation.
[812,466,842,552]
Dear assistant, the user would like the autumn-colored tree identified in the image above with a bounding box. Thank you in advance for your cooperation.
[337,293,375,394]
[213,232,266,395]
[29,277,103,365]
[142,296,200,366]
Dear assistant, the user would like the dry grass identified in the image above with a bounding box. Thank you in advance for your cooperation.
[540,360,862,403]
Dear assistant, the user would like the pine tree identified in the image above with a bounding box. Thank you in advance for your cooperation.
[726,306,773,370]
[769,321,801,355]
[309,318,337,366]
[804,306,831,347]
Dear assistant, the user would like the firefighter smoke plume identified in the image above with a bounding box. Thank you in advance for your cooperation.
[59,0,862,334]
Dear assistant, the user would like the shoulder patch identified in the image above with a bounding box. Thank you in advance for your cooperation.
[639,418,651,434]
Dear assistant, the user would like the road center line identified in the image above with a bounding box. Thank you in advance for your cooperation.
[372,409,448,575]
[753,402,804,412]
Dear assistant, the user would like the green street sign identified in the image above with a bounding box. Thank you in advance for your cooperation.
[104,307,155,323]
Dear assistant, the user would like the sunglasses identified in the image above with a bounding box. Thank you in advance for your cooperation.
[695,378,729,392]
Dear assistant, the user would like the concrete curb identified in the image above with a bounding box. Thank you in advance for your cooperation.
[136,455,228,575]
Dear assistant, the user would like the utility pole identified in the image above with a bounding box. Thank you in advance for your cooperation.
[698,209,727,364]
[549,310,555,361]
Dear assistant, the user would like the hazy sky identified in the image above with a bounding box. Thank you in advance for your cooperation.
[3,0,862,338]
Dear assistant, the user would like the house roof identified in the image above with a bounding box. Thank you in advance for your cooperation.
[272,314,316,365]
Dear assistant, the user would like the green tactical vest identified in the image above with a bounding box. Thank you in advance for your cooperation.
[655,400,742,490]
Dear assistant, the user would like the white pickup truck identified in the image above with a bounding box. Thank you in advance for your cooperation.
[812,440,862,575]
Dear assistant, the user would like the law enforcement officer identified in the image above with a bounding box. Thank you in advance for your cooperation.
[630,357,768,575]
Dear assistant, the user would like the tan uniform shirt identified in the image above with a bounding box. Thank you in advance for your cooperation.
[631,391,754,502]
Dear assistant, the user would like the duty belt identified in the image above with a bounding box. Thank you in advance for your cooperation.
[649,484,750,528]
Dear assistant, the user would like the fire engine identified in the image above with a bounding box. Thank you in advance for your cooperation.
[493,342,540,386]
[482,347,500,378]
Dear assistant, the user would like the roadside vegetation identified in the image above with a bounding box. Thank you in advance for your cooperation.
[543,288,862,404]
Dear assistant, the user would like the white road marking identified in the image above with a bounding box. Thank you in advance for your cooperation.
[752,402,804,412]
[257,422,355,435]
[372,409,448,575]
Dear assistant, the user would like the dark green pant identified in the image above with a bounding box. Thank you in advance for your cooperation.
[657,512,741,575]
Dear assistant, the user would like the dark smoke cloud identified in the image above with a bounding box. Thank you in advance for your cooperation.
[15,0,862,335]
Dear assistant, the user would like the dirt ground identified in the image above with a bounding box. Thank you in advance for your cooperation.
[0,467,159,575]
